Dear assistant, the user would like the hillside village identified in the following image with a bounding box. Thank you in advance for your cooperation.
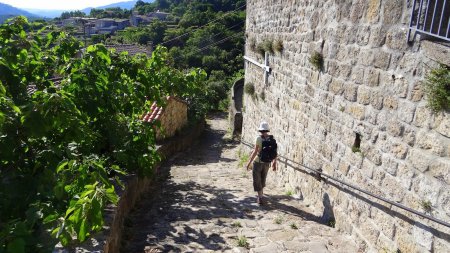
[58,10,169,36]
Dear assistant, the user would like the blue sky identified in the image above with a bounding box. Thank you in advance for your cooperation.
[1,0,126,10]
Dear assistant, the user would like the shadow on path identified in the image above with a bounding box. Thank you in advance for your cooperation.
[121,113,320,252]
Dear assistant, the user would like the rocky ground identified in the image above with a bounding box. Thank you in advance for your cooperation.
[121,113,361,253]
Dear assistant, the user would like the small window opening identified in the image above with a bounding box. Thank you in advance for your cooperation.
[352,133,361,153]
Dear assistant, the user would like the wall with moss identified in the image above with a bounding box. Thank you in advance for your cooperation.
[242,0,450,252]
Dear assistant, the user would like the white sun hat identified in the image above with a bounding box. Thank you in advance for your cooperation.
[258,121,270,131]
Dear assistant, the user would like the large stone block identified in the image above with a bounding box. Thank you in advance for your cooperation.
[397,227,429,253]
[383,96,398,110]
[397,162,415,190]
[429,160,450,185]
[387,119,404,137]
[386,28,409,51]
[348,104,365,120]
[366,0,381,23]
[390,141,409,160]
[416,130,447,156]
[407,148,433,172]
[409,81,424,102]
[392,76,409,98]
[382,0,404,25]
[381,174,405,202]
[350,0,367,23]
[356,25,371,46]
[435,114,450,138]
[369,26,386,47]
[373,50,391,70]
[364,67,380,87]
[344,84,358,102]
[413,105,432,129]
[397,100,416,124]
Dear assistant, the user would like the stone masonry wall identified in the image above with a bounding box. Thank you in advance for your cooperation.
[156,97,188,141]
[242,0,450,252]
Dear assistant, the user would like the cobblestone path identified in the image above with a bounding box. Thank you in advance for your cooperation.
[121,113,360,253]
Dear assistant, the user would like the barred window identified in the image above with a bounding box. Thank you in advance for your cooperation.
[408,0,450,42]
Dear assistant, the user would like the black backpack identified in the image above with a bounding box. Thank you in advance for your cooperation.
[259,135,277,163]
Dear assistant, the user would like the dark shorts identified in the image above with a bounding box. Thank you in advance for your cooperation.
[252,161,270,192]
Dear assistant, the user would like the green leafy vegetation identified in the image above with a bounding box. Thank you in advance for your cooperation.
[421,200,432,212]
[132,0,246,111]
[424,64,450,112]
[351,146,361,153]
[310,51,323,70]
[327,218,336,228]
[238,151,249,168]
[236,236,249,248]
[274,216,283,224]
[290,223,298,229]
[285,189,294,196]
[0,17,207,252]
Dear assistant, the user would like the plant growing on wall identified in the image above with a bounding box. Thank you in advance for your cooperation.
[262,39,274,54]
[310,51,324,70]
[249,38,256,51]
[256,43,265,57]
[254,39,274,57]
[273,40,283,53]
[244,82,255,96]
[260,90,266,101]
[424,64,450,112]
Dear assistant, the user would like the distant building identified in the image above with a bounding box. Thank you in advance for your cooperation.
[131,10,170,26]
[147,10,170,21]
[61,17,131,36]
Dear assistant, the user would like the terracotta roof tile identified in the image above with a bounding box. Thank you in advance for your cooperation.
[141,96,185,123]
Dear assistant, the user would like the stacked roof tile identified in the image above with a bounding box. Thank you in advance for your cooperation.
[142,101,164,123]
[141,96,187,123]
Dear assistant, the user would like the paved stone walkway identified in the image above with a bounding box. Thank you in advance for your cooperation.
[121,114,360,253]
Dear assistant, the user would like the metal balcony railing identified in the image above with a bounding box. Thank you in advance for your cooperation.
[408,0,450,42]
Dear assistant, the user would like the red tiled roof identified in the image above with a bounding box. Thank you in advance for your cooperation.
[142,101,164,123]
[141,96,187,123]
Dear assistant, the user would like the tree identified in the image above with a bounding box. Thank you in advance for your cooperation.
[0,17,208,252]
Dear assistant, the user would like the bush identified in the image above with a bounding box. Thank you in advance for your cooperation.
[273,40,283,53]
[262,39,273,54]
[244,82,255,96]
[256,43,265,57]
[310,51,323,70]
[424,64,450,112]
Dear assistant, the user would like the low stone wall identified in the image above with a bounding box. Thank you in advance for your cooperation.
[156,97,188,141]
[104,120,204,253]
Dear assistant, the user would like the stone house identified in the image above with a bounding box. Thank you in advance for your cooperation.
[241,0,449,252]
[147,10,170,21]
[142,96,188,141]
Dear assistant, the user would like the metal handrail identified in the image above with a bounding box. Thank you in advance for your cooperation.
[241,140,450,228]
